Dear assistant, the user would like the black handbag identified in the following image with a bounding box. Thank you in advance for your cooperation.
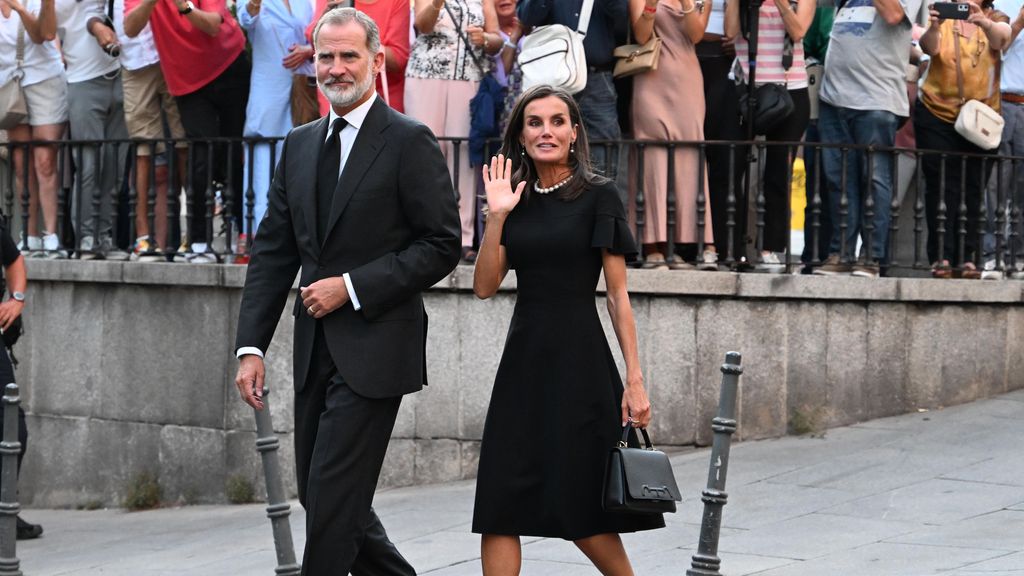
[738,82,795,136]
[602,426,681,515]
[736,19,797,136]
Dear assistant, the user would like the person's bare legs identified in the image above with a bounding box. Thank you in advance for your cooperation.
[135,154,171,251]
[481,534,521,576]
[7,125,40,239]
[574,533,635,576]
[30,123,65,237]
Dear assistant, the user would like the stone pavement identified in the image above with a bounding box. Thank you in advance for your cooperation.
[20,389,1024,575]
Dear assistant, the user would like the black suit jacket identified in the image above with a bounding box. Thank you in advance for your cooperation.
[235,97,461,398]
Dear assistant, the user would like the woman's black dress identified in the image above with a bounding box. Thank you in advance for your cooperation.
[471,181,666,539]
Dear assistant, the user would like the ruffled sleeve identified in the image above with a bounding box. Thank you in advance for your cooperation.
[591,183,638,261]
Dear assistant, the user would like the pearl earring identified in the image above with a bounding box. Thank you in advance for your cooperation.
[570,142,575,154]
[520,149,525,156]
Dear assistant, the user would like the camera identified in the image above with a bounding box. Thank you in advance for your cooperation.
[934,2,971,20]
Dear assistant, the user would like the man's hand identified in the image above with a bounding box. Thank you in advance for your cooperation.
[300,276,349,319]
[0,300,23,332]
[235,354,266,410]
[89,20,118,49]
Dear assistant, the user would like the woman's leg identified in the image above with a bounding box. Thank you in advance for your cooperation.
[574,533,635,576]
[6,125,38,241]
[30,123,65,238]
[481,534,521,576]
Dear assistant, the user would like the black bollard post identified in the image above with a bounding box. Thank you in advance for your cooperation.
[253,388,301,576]
[687,352,743,576]
[0,384,22,576]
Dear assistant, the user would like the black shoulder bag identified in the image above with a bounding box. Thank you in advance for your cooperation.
[737,1,797,135]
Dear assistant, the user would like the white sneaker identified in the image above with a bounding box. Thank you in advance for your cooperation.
[981,259,1004,280]
[18,236,41,254]
[186,243,218,264]
[78,235,101,260]
[756,251,785,273]
[697,249,719,271]
[41,233,67,259]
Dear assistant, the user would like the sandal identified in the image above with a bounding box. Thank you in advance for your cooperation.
[642,253,669,270]
[931,260,953,279]
[461,247,477,263]
[960,262,981,280]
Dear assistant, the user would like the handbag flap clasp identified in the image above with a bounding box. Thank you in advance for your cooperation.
[618,448,682,502]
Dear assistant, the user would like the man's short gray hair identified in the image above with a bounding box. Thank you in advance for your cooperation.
[312,7,382,55]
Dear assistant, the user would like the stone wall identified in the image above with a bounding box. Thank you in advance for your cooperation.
[15,261,1024,507]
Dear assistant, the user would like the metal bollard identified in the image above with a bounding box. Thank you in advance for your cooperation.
[0,384,22,576]
[254,388,301,576]
[687,352,743,576]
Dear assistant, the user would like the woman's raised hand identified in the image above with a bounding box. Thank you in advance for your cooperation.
[482,154,525,217]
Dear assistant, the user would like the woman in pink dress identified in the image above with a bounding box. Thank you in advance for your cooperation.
[629,0,718,270]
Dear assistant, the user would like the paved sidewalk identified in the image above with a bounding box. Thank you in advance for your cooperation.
[20,389,1024,575]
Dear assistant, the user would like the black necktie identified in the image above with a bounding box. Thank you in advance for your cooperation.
[317,118,347,242]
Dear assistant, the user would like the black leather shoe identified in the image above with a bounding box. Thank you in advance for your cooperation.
[16,516,42,540]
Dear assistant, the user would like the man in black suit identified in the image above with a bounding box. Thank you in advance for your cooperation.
[233,8,461,575]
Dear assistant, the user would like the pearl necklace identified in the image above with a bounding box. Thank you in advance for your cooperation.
[534,176,573,194]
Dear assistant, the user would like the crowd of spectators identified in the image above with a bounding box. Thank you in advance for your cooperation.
[2,0,1024,278]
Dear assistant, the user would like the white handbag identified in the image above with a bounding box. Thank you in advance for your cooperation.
[952,27,1003,150]
[0,27,27,131]
[955,99,1003,150]
[517,0,594,95]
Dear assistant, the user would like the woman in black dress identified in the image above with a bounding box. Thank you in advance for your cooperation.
[472,85,664,575]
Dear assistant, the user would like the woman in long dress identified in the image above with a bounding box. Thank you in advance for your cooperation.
[630,0,716,270]
[472,85,664,576]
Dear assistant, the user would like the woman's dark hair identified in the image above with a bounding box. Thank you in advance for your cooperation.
[499,85,607,202]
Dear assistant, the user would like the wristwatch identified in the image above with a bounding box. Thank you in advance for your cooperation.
[11,292,24,303]
[178,1,195,14]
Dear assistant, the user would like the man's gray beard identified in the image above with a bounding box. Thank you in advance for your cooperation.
[319,70,376,109]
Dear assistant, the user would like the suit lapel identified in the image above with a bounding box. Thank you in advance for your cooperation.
[306,116,331,251]
[322,99,390,248]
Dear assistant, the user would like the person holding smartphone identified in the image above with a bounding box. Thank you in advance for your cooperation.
[916,0,1010,278]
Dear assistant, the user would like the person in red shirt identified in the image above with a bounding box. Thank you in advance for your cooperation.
[124,0,251,263]
[306,0,410,114]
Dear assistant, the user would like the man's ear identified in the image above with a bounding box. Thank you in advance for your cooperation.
[373,49,386,76]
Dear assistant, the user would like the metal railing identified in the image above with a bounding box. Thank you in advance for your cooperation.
[1,135,1020,276]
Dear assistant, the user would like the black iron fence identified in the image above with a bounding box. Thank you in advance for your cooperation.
[1,134,1021,277]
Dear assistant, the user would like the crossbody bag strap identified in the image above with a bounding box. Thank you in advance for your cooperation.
[16,23,25,70]
[442,1,487,73]
[954,22,965,105]
[577,0,595,36]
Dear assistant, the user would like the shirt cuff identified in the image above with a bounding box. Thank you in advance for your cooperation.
[344,272,361,311]
[236,346,264,359]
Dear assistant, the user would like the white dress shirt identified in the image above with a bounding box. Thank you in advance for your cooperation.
[236,94,379,360]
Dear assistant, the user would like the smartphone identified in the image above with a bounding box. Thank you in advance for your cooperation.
[934,2,971,20]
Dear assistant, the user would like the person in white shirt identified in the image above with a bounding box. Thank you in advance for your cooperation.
[55,0,129,260]
[984,0,1024,278]
[1,0,67,258]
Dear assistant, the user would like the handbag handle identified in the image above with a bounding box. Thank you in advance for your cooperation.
[618,425,655,450]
